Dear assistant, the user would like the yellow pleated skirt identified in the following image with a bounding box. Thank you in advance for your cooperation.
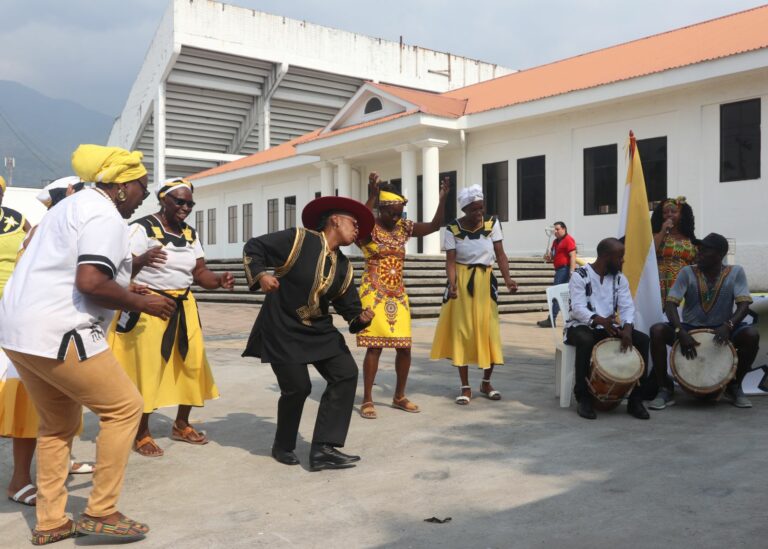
[0,378,39,438]
[108,290,219,414]
[430,264,503,369]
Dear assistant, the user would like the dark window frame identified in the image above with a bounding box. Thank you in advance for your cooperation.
[583,144,618,216]
[207,208,217,245]
[284,196,296,229]
[720,98,761,182]
[636,136,668,210]
[516,155,546,221]
[242,203,253,242]
[482,161,509,222]
[364,97,383,114]
[267,199,279,233]
[227,205,237,244]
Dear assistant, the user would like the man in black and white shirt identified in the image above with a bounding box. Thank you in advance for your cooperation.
[565,238,651,420]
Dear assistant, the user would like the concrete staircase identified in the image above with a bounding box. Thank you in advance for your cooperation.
[195,255,552,318]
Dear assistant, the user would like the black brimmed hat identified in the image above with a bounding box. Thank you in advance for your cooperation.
[694,233,729,255]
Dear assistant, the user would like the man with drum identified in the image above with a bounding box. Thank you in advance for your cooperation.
[648,233,759,410]
[565,238,652,420]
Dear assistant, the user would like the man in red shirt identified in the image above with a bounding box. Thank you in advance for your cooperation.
[538,221,577,327]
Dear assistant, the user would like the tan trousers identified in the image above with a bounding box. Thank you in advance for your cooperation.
[5,345,142,530]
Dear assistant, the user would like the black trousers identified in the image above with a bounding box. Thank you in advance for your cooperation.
[270,352,358,451]
[565,325,651,402]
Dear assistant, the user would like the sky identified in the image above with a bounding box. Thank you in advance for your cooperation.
[2,0,765,117]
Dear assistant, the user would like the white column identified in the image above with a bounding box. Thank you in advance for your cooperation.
[419,139,448,254]
[335,160,351,198]
[397,145,418,254]
[318,161,334,197]
[153,81,166,186]
[258,97,271,152]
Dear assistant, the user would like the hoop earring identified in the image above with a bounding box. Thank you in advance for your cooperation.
[116,187,127,203]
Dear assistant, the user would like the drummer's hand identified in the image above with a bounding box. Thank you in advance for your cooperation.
[594,315,618,337]
[678,330,699,359]
[620,325,633,352]
[714,324,731,346]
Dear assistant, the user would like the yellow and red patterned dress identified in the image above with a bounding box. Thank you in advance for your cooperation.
[356,219,414,348]
[657,234,697,305]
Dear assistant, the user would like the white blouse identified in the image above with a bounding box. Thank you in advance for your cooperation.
[443,215,503,266]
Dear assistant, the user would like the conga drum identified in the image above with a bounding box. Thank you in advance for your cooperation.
[588,338,645,410]
[670,329,737,399]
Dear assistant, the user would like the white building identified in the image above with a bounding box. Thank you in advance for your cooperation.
[187,6,768,291]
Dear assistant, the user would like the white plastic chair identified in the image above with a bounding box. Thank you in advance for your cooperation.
[546,283,576,407]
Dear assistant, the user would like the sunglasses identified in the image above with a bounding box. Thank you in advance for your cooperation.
[136,180,150,200]
[169,196,195,208]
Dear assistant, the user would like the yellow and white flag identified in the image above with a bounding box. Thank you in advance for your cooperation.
[617,131,664,334]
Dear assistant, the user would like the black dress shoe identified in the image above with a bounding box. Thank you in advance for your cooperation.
[577,398,597,420]
[271,446,300,465]
[537,317,553,328]
[627,400,650,420]
[309,443,360,471]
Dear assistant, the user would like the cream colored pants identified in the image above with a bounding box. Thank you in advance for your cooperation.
[5,345,142,530]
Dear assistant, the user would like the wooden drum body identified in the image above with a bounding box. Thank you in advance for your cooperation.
[671,329,737,399]
[588,338,645,410]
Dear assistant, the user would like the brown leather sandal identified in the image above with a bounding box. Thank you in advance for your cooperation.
[134,435,164,457]
[392,396,421,413]
[360,402,377,419]
[170,422,209,445]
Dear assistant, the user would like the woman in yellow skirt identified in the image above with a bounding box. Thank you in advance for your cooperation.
[108,179,234,457]
[431,184,518,405]
[356,174,450,419]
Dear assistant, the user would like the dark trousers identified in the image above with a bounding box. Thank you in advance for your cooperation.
[565,325,651,402]
[551,267,571,321]
[270,352,358,451]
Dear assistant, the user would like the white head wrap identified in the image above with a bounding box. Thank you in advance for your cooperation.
[36,176,82,207]
[458,184,484,210]
[156,177,193,199]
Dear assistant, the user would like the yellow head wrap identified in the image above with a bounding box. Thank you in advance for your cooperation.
[157,178,194,199]
[663,196,687,208]
[0,176,5,192]
[379,190,407,206]
[71,144,147,184]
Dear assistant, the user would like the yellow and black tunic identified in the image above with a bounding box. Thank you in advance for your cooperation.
[243,227,368,363]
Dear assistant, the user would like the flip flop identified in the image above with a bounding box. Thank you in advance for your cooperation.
[70,460,94,474]
[134,435,164,457]
[8,484,36,506]
[171,423,209,445]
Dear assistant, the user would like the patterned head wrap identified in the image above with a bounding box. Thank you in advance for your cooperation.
[0,176,5,192]
[36,176,82,208]
[458,184,484,210]
[378,190,407,206]
[663,196,686,208]
[71,144,147,184]
[157,178,194,199]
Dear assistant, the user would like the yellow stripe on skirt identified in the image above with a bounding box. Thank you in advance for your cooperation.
[430,264,503,369]
[108,290,219,414]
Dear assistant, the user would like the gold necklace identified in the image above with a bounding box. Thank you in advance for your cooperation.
[92,187,118,210]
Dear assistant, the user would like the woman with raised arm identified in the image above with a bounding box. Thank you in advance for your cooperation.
[356,173,450,419]
[108,178,233,458]
[431,185,517,405]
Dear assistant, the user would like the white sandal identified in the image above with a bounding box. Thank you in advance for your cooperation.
[69,460,94,474]
[9,484,36,506]
[455,385,471,405]
[480,379,501,400]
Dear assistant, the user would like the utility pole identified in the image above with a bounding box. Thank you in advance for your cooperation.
[3,157,14,186]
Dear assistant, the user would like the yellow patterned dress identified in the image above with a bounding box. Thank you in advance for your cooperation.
[356,219,414,348]
[657,234,696,305]
[0,207,36,438]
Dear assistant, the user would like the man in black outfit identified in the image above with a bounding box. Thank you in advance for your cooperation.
[243,196,375,471]
[564,238,651,420]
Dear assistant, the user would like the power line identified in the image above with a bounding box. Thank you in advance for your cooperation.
[0,107,59,177]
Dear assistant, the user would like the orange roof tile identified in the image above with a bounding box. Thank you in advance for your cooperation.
[368,82,467,118]
[188,129,322,180]
[445,5,768,114]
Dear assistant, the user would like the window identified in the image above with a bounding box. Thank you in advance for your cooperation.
[195,210,204,242]
[482,161,509,221]
[720,98,761,182]
[267,199,279,233]
[583,145,617,215]
[636,137,667,210]
[242,203,253,241]
[284,196,296,229]
[364,97,383,114]
[227,206,237,243]
[517,156,545,221]
[207,208,217,245]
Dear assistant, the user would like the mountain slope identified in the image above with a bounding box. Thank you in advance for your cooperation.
[0,80,113,188]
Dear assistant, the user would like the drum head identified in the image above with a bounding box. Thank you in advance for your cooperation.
[672,330,736,391]
[592,338,644,382]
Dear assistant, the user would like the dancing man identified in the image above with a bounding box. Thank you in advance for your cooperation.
[243,196,375,471]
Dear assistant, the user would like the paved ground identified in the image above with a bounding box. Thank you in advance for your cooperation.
[1,303,767,548]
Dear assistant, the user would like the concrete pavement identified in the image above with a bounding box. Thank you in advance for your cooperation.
[1,304,766,548]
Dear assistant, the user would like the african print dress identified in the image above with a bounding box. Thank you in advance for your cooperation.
[356,219,415,348]
[657,235,696,304]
